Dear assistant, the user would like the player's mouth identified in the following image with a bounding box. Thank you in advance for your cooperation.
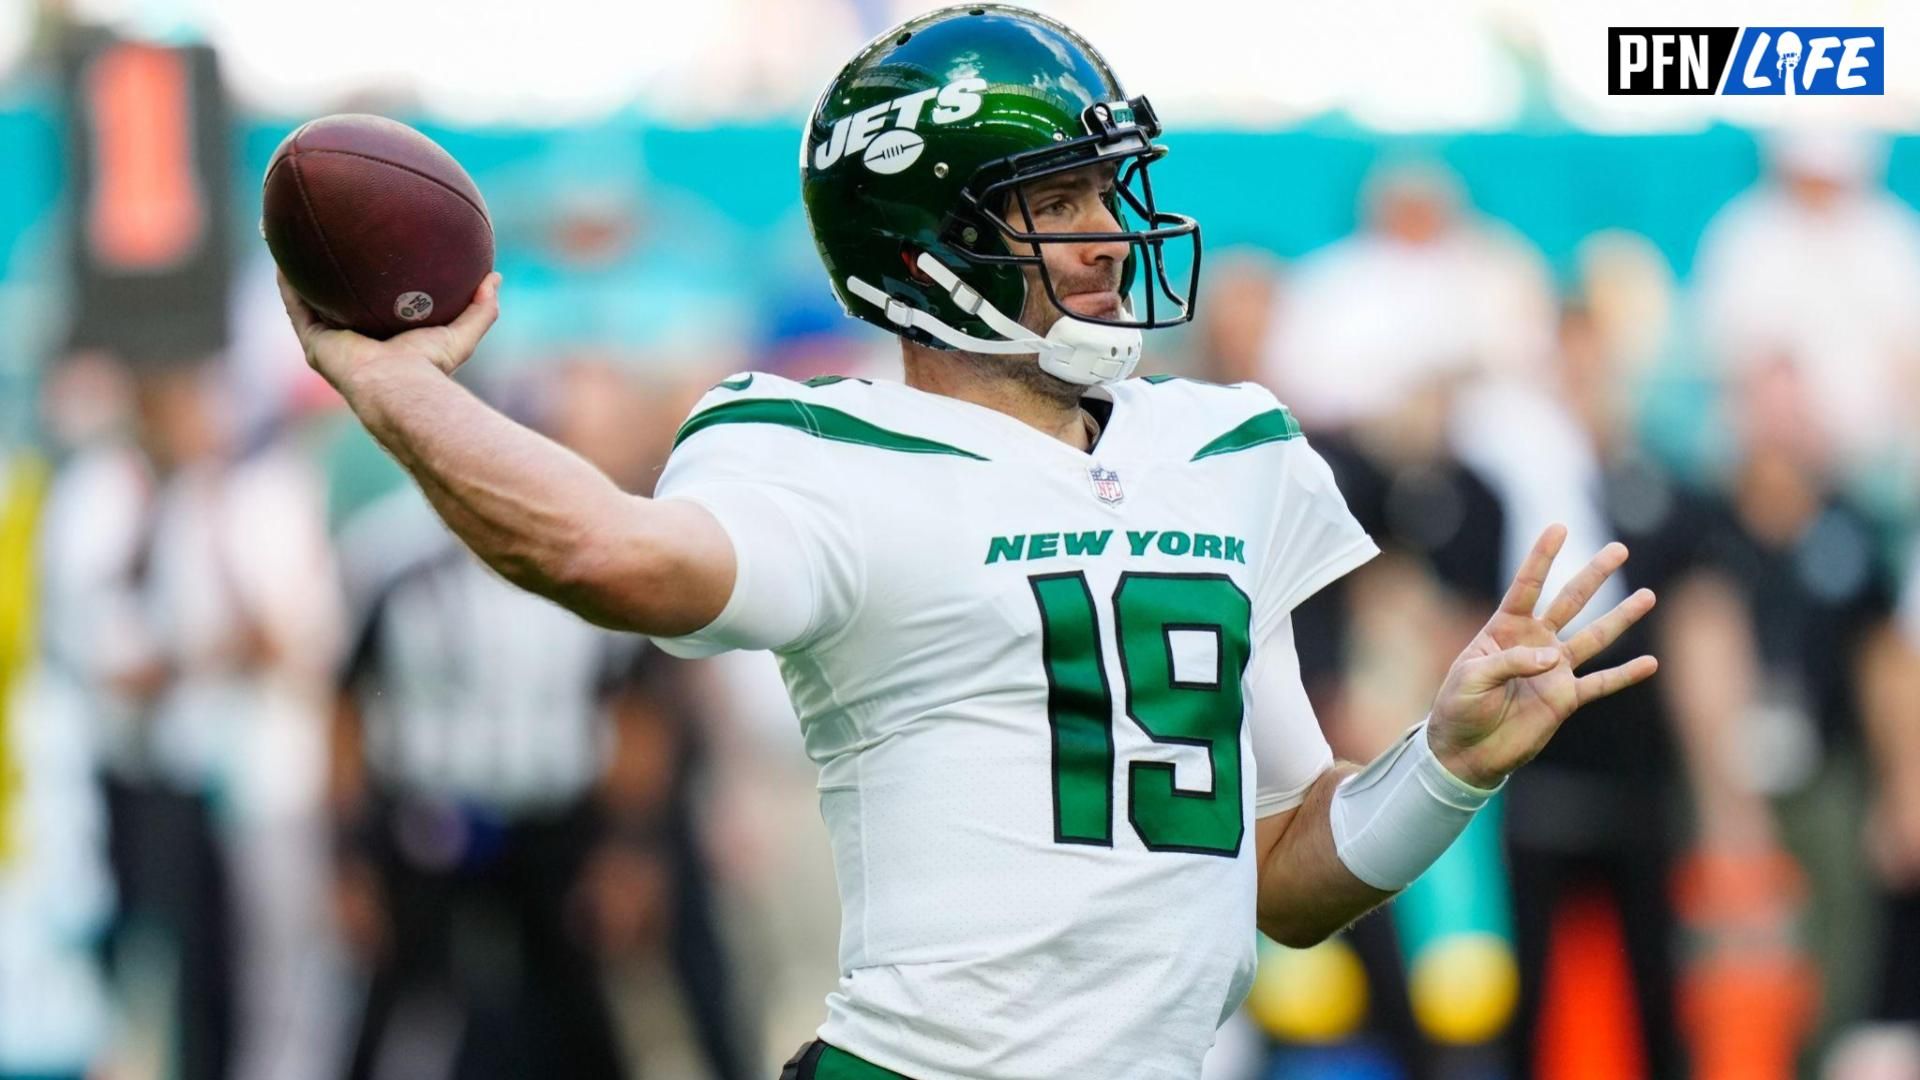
[1060,290,1123,318]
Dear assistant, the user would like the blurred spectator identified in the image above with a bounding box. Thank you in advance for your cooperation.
[1573,230,1718,478]
[1844,526,1920,1072]
[1,437,114,1080]
[1226,283,1512,1077]
[1184,249,1283,388]
[0,447,39,877]
[1500,299,1704,1080]
[1662,356,1916,1072]
[35,353,342,1080]
[1263,160,1557,431]
[1694,130,1920,488]
[330,361,750,1080]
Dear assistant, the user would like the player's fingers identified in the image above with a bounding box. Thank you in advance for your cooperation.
[275,272,321,348]
[440,272,502,364]
[1541,542,1629,631]
[1496,524,1568,618]
[1457,644,1562,694]
[1574,654,1659,707]
[1566,588,1657,666]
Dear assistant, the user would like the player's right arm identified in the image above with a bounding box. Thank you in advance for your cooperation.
[281,274,733,636]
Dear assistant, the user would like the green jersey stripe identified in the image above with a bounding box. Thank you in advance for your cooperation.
[673,399,989,460]
[1189,408,1302,461]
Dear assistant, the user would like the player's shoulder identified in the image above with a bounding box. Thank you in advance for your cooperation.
[667,371,989,474]
[1111,374,1304,463]
[679,370,881,417]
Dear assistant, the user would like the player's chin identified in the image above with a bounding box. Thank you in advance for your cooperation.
[1057,291,1123,320]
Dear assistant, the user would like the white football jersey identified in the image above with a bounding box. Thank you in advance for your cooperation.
[652,372,1375,1079]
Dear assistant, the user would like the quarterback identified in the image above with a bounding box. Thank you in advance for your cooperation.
[281,6,1657,1078]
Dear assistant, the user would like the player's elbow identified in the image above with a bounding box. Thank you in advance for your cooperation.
[543,517,669,632]
[1274,925,1332,949]
[544,498,725,636]
[1259,913,1339,950]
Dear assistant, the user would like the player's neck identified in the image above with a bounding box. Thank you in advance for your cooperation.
[901,342,1092,450]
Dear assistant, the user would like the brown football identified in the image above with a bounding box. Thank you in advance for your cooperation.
[262,114,493,339]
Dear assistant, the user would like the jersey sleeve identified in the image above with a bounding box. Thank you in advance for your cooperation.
[647,379,863,659]
[1251,409,1378,642]
[1247,614,1334,816]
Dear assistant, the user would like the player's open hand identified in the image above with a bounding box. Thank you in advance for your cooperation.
[278,272,501,388]
[1426,524,1659,789]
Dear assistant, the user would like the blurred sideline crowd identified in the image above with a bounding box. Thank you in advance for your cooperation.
[5,42,1920,1080]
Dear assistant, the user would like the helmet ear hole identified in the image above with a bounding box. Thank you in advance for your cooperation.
[901,246,936,285]
[943,210,1005,260]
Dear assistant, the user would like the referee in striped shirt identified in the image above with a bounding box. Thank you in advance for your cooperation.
[329,365,750,1080]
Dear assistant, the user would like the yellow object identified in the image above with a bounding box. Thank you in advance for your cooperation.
[1408,932,1519,1045]
[0,454,48,867]
[1246,936,1370,1043]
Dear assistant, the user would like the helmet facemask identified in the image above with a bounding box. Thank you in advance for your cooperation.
[952,97,1201,336]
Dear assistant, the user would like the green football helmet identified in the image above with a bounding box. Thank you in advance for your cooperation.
[800,4,1201,385]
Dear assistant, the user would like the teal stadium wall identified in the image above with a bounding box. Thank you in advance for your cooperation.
[7,105,1920,371]
[0,109,1870,295]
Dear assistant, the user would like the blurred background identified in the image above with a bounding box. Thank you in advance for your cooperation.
[5,0,1920,1078]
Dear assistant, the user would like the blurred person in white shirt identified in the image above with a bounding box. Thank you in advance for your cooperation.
[1267,161,1578,614]
[1694,130,1920,491]
[1262,160,1557,432]
[36,355,342,1080]
[0,431,114,1080]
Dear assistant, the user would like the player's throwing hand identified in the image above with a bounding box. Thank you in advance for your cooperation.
[278,271,502,390]
[1426,524,1660,789]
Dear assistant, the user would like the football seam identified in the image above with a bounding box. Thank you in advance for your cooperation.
[287,150,382,331]
[295,147,492,233]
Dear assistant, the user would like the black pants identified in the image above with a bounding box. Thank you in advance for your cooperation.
[670,813,758,1080]
[1504,777,1686,1080]
[1876,885,1920,1022]
[101,774,235,1080]
[345,797,625,1080]
[779,1041,827,1080]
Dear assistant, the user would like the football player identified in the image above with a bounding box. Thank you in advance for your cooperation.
[280,6,1658,1077]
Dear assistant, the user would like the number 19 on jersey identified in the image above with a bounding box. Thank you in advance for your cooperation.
[1029,571,1251,856]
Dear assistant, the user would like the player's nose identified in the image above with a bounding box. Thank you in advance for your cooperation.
[1072,200,1130,267]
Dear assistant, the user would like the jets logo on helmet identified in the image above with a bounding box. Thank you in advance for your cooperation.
[800,4,1202,386]
[810,79,986,173]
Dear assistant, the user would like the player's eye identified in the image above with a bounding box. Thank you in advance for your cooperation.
[1033,195,1073,218]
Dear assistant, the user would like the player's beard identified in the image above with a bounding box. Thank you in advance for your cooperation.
[956,265,1121,409]
[960,353,1084,409]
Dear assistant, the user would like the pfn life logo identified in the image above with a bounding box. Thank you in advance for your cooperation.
[1609,27,1883,95]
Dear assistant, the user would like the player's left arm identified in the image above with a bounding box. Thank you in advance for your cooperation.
[1253,525,1658,946]
[1253,764,1382,946]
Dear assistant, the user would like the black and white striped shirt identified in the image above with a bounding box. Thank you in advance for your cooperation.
[338,490,647,811]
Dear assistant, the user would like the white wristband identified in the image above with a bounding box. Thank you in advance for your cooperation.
[1329,719,1503,891]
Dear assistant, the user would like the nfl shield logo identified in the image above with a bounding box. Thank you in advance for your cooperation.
[1088,464,1124,505]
